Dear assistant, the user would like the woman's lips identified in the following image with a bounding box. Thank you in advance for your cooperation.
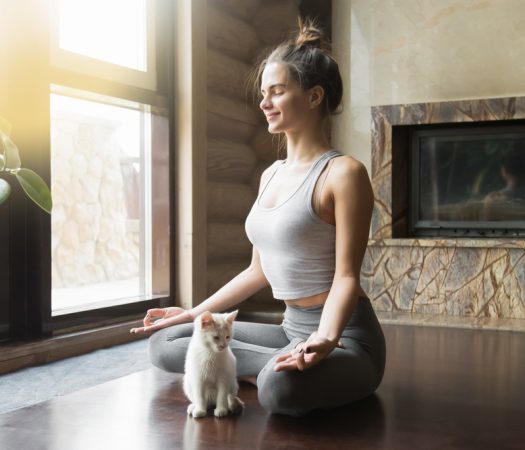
[266,112,279,121]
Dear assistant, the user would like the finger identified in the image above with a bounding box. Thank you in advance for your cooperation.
[274,360,299,372]
[130,327,146,334]
[143,309,161,326]
[304,341,333,354]
[132,323,160,334]
[293,344,306,355]
[304,343,321,353]
[296,352,306,371]
[337,340,345,349]
[275,353,292,363]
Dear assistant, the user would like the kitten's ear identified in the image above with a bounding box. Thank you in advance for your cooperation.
[199,311,214,329]
[225,310,238,324]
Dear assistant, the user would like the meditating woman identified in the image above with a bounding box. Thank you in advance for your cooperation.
[131,20,386,417]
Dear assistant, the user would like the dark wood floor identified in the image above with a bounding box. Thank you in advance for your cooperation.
[1,324,524,450]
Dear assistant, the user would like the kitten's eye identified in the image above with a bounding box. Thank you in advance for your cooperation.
[213,336,219,341]
[226,336,230,339]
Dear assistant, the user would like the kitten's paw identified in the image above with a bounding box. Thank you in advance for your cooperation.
[187,404,194,415]
[191,408,207,418]
[228,395,245,414]
[214,407,229,418]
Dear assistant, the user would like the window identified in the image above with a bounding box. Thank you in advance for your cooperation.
[51,0,157,88]
[50,87,170,316]
[0,0,173,339]
[57,0,148,71]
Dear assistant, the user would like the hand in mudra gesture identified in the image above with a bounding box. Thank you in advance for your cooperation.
[130,307,193,334]
[274,331,344,372]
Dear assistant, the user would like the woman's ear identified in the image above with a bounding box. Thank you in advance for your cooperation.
[308,85,325,109]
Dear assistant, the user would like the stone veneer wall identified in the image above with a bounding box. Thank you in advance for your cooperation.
[361,96,525,322]
[51,113,140,289]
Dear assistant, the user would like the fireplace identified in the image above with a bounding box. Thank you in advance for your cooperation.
[362,96,525,323]
[404,120,525,238]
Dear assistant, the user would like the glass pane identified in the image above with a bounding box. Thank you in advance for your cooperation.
[419,135,525,222]
[58,0,147,71]
[50,86,169,315]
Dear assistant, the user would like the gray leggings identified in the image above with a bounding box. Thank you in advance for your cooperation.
[148,297,386,417]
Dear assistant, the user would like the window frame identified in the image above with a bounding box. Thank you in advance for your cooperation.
[1,0,175,340]
[49,0,158,90]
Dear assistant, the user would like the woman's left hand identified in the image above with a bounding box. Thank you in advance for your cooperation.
[274,332,344,372]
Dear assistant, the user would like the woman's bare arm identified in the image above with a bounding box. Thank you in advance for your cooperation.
[189,246,270,318]
[316,157,374,342]
[274,156,374,372]
[131,166,273,333]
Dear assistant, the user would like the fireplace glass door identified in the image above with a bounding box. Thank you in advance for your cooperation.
[410,122,525,237]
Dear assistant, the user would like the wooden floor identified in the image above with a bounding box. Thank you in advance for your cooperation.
[1,324,524,450]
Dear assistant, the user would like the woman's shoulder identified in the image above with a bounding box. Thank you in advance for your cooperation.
[261,159,282,177]
[328,152,374,204]
[330,152,368,179]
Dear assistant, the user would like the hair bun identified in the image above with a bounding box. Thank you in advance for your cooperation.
[294,17,328,50]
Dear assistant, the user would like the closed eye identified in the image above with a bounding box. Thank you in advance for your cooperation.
[213,336,219,341]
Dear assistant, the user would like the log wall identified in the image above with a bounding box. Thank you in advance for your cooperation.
[205,0,300,312]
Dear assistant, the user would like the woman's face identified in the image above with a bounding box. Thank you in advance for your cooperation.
[259,62,313,134]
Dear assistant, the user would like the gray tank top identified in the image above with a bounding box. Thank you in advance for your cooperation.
[245,149,343,300]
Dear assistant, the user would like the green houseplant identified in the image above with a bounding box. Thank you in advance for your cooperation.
[0,116,52,214]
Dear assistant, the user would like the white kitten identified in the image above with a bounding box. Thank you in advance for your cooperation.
[183,310,244,418]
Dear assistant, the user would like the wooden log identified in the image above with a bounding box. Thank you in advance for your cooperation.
[207,5,260,62]
[207,49,252,101]
[251,125,283,162]
[207,0,259,21]
[252,0,300,46]
[208,93,260,126]
[207,112,257,142]
[207,222,252,262]
[207,259,250,297]
[207,138,257,183]
[207,181,255,221]
[207,94,260,141]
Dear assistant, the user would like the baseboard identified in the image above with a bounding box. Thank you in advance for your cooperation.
[0,318,147,375]
[376,310,525,332]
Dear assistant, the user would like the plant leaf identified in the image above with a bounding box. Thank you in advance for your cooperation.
[0,132,22,170]
[0,178,11,205]
[15,168,52,214]
[0,116,12,136]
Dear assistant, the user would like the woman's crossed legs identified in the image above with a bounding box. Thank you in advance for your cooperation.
[148,320,381,417]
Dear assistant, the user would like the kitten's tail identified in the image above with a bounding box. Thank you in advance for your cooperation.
[227,394,244,415]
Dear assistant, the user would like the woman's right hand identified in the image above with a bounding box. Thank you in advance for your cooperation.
[130,307,193,334]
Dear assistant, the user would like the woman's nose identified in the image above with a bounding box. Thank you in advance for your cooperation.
[260,95,271,110]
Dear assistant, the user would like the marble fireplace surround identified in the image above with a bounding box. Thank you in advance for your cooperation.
[362,96,525,331]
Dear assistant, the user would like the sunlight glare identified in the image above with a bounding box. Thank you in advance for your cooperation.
[58,0,147,71]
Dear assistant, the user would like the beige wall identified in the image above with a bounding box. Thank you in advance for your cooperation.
[332,0,525,173]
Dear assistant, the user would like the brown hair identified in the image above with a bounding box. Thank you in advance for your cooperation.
[249,17,343,117]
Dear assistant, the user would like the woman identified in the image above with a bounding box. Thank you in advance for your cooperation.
[131,20,386,417]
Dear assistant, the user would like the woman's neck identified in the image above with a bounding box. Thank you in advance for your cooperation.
[284,127,331,168]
